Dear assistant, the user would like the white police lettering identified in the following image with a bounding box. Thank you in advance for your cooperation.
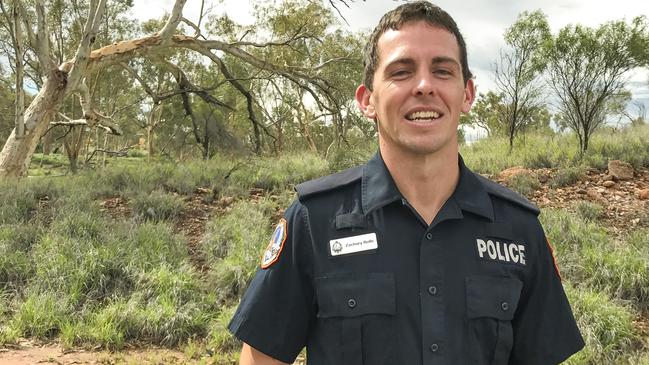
[330,233,378,256]
[476,238,526,265]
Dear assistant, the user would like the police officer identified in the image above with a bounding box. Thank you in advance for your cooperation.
[229,2,584,364]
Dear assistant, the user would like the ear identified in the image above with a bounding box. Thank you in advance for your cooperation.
[461,78,476,113]
[355,84,376,119]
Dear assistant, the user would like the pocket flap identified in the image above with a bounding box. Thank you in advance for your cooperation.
[466,276,523,321]
[315,272,396,318]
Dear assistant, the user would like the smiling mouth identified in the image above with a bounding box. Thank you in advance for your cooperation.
[405,110,442,122]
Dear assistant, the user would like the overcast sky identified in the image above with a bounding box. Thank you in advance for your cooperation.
[133,0,649,117]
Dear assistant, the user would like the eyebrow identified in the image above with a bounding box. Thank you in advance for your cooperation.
[383,56,461,72]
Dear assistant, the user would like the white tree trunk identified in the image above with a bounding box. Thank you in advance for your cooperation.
[0,70,68,177]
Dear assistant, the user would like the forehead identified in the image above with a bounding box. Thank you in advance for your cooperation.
[375,21,461,67]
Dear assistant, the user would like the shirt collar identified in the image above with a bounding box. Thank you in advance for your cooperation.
[361,152,494,222]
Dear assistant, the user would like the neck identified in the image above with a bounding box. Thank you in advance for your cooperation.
[381,144,460,225]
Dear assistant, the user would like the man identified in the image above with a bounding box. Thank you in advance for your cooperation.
[229,2,584,364]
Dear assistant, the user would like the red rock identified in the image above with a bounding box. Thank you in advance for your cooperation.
[499,166,531,180]
[602,181,615,188]
[608,160,634,181]
[639,189,649,200]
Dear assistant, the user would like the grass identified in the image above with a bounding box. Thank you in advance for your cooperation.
[132,190,185,222]
[550,166,586,188]
[0,142,646,361]
[564,285,641,364]
[505,172,540,197]
[202,197,278,303]
[461,124,649,174]
[542,209,649,309]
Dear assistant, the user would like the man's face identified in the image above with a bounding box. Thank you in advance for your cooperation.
[356,21,475,157]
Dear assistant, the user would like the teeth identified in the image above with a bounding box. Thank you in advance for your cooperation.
[406,111,440,120]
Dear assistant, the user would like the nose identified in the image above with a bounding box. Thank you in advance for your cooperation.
[413,71,435,96]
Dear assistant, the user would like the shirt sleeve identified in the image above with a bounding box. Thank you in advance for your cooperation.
[228,199,315,364]
[509,220,585,365]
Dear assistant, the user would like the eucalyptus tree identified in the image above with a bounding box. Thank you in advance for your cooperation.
[545,16,649,153]
[493,10,551,152]
[0,0,356,177]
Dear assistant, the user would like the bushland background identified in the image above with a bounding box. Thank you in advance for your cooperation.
[0,0,648,364]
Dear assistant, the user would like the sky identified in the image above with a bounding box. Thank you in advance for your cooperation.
[132,0,649,120]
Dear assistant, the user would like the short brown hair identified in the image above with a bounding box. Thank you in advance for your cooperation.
[362,1,473,89]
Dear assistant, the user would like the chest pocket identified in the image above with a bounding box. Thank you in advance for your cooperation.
[315,272,396,365]
[466,276,523,365]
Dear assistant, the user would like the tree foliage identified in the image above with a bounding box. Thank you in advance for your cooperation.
[545,16,649,153]
[493,10,551,151]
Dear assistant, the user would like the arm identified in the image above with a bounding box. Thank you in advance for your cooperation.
[239,343,290,365]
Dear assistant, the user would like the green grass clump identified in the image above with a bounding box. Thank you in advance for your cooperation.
[462,124,649,174]
[564,286,641,364]
[202,197,278,302]
[505,172,540,197]
[550,166,585,188]
[5,291,72,340]
[573,201,604,222]
[0,181,38,224]
[542,209,649,309]
[230,153,329,193]
[132,190,185,222]
[208,304,241,354]
[0,225,41,290]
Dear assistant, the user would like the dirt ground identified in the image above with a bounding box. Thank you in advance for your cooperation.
[0,341,201,364]
[2,165,648,364]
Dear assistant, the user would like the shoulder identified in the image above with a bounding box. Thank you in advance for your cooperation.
[295,165,363,201]
[474,173,540,216]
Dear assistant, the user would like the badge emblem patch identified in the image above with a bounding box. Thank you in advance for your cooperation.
[261,218,288,269]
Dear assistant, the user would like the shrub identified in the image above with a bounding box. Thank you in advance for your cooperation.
[550,166,585,188]
[131,190,185,222]
[573,201,604,222]
[506,172,540,197]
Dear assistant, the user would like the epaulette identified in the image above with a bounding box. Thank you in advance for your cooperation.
[295,165,363,200]
[474,174,540,215]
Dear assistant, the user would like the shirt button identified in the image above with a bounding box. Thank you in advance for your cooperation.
[347,299,357,308]
[427,286,438,296]
[430,343,439,352]
[425,232,433,240]
[501,302,509,311]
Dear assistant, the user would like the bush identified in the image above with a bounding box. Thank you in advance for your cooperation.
[506,172,540,197]
[131,190,185,222]
[550,166,585,188]
[574,201,604,222]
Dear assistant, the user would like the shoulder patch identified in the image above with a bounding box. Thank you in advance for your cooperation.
[295,165,363,200]
[261,218,288,269]
[475,174,540,215]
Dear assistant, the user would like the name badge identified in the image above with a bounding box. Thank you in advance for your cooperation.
[330,233,378,256]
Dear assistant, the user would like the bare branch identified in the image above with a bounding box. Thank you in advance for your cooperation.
[158,0,187,41]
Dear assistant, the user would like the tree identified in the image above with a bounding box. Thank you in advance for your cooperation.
[0,0,355,177]
[462,91,506,137]
[545,16,649,153]
[493,10,550,152]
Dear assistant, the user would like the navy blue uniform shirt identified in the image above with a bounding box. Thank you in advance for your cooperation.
[229,153,584,364]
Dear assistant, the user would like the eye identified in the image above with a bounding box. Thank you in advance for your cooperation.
[390,69,411,79]
[433,69,453,78]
